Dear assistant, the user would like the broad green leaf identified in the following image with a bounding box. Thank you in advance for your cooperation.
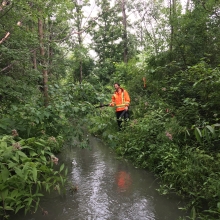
[4,206,14,211]
[191,206,196,220]
[32,167,38,183]
[35,142,45,147]
[40,155,47,162]
[217,202,220,210]
[8,161,16,168]
[45,183,49,192]
[17,151,28,158]
[59,163,64,172]
[60,176,64,185]
[38,139,47,144]
[34,118,39,124]
[14,167,23,178]
[11,190,19,198]
[29,150,38,157]
[65,168,68,176]
[1,165,9,182]
[1,189,8,200]
[44,111,50,118]
[12,155,19,162]
[21,146,34,150]
[34,197,40,213]
[4,196,16,202]
[195,127,202,142]
[73,107,79,113]
[27,197,33,206]
[0,124,7,130]
[206,125,214,134]
[34,193,43,197]
[15,205,25,214]
[22,164,29,181]
[0,141,7,148]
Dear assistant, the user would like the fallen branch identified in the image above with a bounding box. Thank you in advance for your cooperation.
[0,32,10,44]
[0,61,15,72]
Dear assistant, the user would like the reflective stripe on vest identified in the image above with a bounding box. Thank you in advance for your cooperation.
[116,91,126,109]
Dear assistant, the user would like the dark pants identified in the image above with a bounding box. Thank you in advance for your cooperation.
[116,110,129,130]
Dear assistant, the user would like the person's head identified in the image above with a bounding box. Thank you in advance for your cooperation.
[114,83,120,91]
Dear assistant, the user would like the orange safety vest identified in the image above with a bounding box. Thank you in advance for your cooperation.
[110,88,130,112]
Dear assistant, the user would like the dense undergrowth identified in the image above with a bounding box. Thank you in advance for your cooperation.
[1,0,220,219]
[87,60,220,220]
[1,58,219,220]
[0,83,97,219]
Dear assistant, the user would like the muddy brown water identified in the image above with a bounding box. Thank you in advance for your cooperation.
[11,135,188,220]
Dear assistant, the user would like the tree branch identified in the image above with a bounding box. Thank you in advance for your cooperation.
[0,32,10,44]
[50,17,98,43]
[1,64,12,72]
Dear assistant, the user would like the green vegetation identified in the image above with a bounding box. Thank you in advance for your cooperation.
[0,135,66,218]
[1,0,220,219]
[87,59,220,219]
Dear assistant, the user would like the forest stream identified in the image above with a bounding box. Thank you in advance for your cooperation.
[11,135,188,220]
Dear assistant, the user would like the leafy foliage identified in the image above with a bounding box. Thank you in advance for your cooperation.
[1,0,220,219]
[88,57,220,219]
[0,135,67,219]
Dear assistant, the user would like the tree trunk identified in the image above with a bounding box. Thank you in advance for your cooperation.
[48,17,53,77]
[76,0,83,83]
[38,17,49,107]
[32,50,37,69]
[169,0,176,60]
[121,0,128,63]
[186,0,190,11]
[77,32,83,84]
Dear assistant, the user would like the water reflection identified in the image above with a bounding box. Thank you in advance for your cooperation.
[10,136,187,220]
[116,171,132,192]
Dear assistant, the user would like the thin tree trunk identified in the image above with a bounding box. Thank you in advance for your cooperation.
[77,33,83,84]
[76,0,83,83]
[186,0,190,11]
[48,17,53,77]
[32,50,37,69]
[169,0,176,61]
[38,17,49,107]
[121,0,128,63]
[169,0,173,54]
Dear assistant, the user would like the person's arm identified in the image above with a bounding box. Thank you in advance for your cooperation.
[124,91,130,108]
[109,94,116,106]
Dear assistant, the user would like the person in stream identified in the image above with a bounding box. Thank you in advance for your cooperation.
[109,83,130,130]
